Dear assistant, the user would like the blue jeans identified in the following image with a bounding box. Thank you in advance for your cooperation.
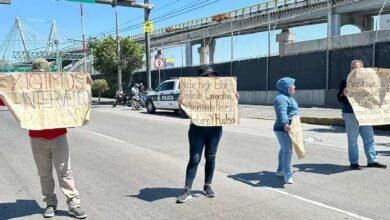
[185,124,222,189]
[342,113,377,164]
[274,131,293,181]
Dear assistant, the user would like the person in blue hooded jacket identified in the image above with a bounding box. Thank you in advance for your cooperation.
[273,77,299,184]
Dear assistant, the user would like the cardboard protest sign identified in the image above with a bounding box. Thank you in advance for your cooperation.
[179,77,239,126]
[0,72,92,130]
[289,116,305,159]
[346,68,390,126]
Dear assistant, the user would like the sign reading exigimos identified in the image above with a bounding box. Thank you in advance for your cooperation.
[346,68,390,126]
[179,77,239,126]
[0,72,92,130]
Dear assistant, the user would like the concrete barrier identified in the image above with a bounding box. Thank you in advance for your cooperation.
[238,90,326,106]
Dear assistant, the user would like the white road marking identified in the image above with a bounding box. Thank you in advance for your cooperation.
[83,129,126,143]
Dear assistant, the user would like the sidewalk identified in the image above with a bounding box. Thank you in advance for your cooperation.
[239,105,344,126]
[92,97,389,130]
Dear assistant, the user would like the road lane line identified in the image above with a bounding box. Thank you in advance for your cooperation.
[83,129,126,143]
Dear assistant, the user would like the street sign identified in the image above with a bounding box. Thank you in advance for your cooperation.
[66,0,95,3]
[154,58,165,69]
[144,21,154,33]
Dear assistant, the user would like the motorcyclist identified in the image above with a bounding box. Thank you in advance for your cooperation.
[113,89,126,107]
[131,84,142,110]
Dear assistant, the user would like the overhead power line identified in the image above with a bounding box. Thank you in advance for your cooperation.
[93,0,219,38]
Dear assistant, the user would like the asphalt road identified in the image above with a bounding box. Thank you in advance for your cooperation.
[1,105,390,220]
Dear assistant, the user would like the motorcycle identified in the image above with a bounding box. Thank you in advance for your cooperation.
[113,93,129,107]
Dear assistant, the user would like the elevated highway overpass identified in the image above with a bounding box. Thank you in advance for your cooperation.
[127,0,390,65]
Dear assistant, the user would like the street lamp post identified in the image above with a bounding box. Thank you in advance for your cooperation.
[88,0,154,91]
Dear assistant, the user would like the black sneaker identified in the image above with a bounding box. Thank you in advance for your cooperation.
[367,162,387,169]
[43,205,56,218]
[203,184,215,198]
[349,164,361,170]
[69,206,87,219]
[176,188,192,203]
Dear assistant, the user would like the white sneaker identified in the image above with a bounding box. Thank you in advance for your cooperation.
[275,171,284,176]
[285,177,294,184]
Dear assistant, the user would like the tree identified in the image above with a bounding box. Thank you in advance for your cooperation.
[92,79,109,102]
[89,36,144,92]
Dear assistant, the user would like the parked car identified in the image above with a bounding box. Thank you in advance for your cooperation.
[145,79,186,116]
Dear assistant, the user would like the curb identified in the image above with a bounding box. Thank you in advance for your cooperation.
[300,117,344,127]
[243,116,389,131]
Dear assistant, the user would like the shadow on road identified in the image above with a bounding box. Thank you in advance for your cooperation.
[376,151,390,157]
[140,111,187,119]
[92,100,114,105]
[127,187,203,202]
[228,171,285,189]
[307,127,345,134]
[293,163,349,175]
[0,199,68,219]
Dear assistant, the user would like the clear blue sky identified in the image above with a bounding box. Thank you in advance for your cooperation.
[0,0,362,66]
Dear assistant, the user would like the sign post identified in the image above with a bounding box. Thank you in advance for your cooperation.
[154,58,165,84]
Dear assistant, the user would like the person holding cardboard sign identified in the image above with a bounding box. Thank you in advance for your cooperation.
[176,66,239,203]
[337,60,386,170]
[273,77,300,184]
[0,58,89,219]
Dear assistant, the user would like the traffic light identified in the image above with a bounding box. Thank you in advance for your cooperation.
[0,0,11,4]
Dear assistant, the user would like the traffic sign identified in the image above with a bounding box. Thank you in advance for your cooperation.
[154,58,165,69]
[66,0,95,3]
[144,21,154,33]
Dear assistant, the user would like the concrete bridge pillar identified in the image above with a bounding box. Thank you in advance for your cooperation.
[198,38,215,65]
[185,42,193,66]
[276,28,296,57]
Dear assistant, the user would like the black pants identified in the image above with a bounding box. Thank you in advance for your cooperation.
[185,124,223,189]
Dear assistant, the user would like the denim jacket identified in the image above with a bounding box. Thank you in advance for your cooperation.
[273,77,300,132]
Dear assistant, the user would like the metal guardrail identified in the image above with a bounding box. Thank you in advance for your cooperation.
[129,0,306,41]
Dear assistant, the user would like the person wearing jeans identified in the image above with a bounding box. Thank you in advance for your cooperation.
[337,60,386,170]
[273,77,299,184]
[184,124,222,191]
[176,66,238,203]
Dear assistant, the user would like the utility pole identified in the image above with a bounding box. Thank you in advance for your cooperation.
[116,12,122,91]
[266,12,270,91]
[80,3,87,72]
[144,0,152,91]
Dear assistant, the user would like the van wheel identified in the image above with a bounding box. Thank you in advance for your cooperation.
[146,100,156,113]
